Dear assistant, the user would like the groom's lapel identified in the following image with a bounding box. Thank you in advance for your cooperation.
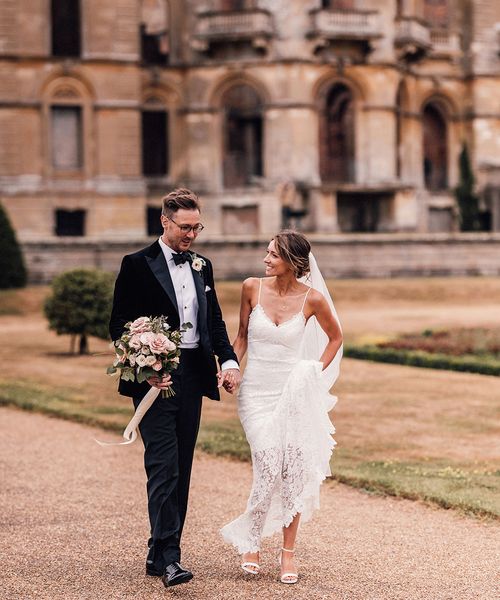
[145,249,178,314]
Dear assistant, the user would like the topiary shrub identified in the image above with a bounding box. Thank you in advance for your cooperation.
[455,143,481,231]
[44,268,114,354]
[0,202,27,289]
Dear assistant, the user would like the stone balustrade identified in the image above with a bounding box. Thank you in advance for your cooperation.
[193,9,274,48]
[309,8,381,41]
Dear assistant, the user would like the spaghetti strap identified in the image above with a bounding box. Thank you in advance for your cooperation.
[301,287,311,311]
[257,278,263,304]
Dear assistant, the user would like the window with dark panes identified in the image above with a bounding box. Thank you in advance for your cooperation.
[320,84,355,183]
[140,0,169,65]
[141,26,166,65]
[147,207,163,236]
[423,104,448,191]
[321,0,354,9]
[141,111,168,177]
[55,209,85,236]
[221,0,252,10]
[51,0,81,57]
[222,85,263,188]
[51,106,83,171]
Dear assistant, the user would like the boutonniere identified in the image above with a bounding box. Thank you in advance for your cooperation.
[189,252,206,273]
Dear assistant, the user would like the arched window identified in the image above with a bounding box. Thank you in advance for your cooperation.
[141,96,169,177]
[222,84,263,188]
[51,0,81,57]
[422,103,448,190]
[424,0,449,27]
[320,83,355,183]
[141,0,170,65]
[44,82,89,175]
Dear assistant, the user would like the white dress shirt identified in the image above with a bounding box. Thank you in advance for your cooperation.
[159,237,199,348]
[158,238,239,371]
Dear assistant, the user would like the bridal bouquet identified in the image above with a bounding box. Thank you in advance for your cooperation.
[107,315,191,398]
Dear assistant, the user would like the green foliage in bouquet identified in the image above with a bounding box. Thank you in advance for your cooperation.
[0,202,27,289]
[44,268,114,354]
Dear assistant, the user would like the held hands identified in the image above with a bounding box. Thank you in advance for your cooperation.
[146,374,172,391]
[217,368,241,394]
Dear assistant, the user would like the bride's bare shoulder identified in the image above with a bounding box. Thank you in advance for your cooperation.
[241,277,260,297]
[305,287,327,309]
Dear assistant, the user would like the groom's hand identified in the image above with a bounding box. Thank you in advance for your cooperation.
[218,368,241,394]
[146,374,172,390]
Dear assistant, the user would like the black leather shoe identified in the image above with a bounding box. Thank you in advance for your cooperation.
[145,561,163,577]
[161,562,193,587]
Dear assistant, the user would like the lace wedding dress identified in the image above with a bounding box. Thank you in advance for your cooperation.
[220,280,337,554]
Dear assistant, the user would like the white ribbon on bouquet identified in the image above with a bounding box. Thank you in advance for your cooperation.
[94,386,161,446]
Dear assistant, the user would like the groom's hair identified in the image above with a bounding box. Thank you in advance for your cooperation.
[162,188,201,218]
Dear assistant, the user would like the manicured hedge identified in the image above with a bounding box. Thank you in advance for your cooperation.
[0,202,27,289]
[344,345,500,376]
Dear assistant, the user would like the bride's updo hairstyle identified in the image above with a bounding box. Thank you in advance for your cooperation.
[273,230,311,279]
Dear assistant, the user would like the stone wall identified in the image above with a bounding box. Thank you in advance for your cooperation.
[2,1,499,240]
[22,234,500,283]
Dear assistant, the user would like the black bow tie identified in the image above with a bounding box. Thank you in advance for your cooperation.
[172,252,191,266]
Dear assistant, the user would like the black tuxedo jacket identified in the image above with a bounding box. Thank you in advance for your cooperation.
[109,241,237,400]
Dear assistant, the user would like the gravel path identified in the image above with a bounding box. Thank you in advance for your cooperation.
[1,407,498,600]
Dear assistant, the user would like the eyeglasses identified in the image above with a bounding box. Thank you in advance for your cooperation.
[168,217,204,234]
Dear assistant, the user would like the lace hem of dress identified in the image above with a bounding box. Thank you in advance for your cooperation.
[220,360,336,554]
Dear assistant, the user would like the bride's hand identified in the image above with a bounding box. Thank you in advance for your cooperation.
[219,369,241,394]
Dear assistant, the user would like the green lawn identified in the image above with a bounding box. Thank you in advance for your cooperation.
[1,280,500,520]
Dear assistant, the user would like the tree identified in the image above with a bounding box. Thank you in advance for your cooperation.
[44,269,114,354]
[0,202,27,289]
[455,143,481,231]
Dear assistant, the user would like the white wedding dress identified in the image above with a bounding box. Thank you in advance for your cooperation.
[220,280,337,554]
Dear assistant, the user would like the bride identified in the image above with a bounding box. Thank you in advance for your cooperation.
[220,231,343,584]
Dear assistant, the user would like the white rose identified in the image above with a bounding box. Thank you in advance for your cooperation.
[129,354,137,366]
[136,354,147,367]
[191,258,203,272]
[141,346,150,355]
[145,355,156,366]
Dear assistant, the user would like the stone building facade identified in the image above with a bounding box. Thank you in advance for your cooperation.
[0,0,499,243]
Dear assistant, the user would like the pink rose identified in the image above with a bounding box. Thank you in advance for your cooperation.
[128,334,142,350]
[152,361,162,371]
[129,317,151,335]
[148,333,175,354]
[139,332,155,346]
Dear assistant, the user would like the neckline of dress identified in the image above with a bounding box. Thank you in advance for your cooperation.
[253,303,306,328]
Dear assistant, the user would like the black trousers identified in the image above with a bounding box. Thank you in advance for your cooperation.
[134,348,203,569]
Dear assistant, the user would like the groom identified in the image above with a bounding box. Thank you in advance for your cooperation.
[109,188,240,588]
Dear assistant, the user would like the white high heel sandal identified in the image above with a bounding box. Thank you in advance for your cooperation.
[241,552,260,575]
[278,547,298,584]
